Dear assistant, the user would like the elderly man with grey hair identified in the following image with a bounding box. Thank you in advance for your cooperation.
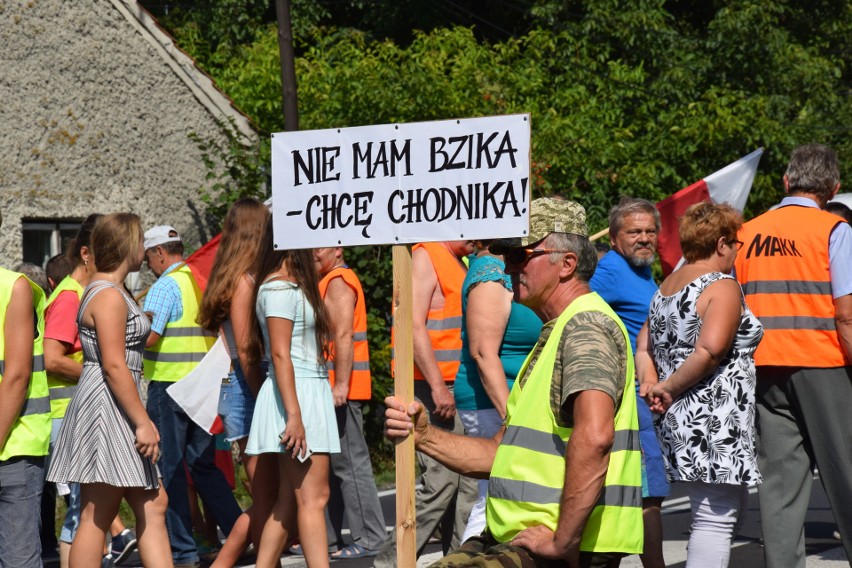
[589,197,669,568]
[385,198,643,568]
[736,143,852,567]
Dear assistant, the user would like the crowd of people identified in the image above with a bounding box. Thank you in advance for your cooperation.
[0,142,851,568]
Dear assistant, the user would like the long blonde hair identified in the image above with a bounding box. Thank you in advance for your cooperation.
[198,198,270,332]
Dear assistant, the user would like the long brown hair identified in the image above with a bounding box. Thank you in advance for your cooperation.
[198,198,270,332]
[247,217,332,366]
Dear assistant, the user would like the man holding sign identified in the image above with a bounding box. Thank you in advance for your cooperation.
[270,113,534,566]
[374,240,479,565]
[385,199,643,567]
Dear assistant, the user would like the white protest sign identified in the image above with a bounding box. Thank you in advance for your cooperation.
[271,114,531,249]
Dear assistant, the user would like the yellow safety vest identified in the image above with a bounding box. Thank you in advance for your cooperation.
[45,276,85,418]
[143,265,216,382]
[486,292,643,554]
[0,268,50,460]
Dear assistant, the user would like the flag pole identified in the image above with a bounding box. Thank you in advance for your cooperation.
[589,227,609,241]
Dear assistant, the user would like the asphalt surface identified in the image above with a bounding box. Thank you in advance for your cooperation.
[117,478,849,567]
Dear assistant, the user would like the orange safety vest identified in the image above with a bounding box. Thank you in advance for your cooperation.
[319,266,371,400]
[411,242,466,382]
[735,204,849,368]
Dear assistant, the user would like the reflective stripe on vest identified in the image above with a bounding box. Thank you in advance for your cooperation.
[735,205,848,367]
[143,266,216,382]
[411,243,465,382]
[485,292,643,553]
[0,354,45,375]
[45,276,85,418]
[319,266,372,400]
[0,269,50,459]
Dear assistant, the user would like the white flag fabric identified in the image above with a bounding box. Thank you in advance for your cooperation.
[166,337,229,432]
[656,148,763,275]
[704,148,763,211]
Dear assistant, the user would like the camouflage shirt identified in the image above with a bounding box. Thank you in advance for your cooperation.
[517,307,628,428]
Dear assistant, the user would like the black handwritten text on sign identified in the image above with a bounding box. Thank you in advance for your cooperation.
[271,114,531,249]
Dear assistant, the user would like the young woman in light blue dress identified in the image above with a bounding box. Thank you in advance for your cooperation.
[244,220,339,568]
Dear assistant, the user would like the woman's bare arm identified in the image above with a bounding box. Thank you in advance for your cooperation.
[466,280,512,418]
[230,274,262,396]
[266,316,306,458]
[649,278,742,411]
[86,288,159,461]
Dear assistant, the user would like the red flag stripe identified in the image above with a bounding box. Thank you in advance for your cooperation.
[655,180,710,277]
[184,234,221,293]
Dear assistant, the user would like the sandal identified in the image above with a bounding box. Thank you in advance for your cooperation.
[288,543,304,556]
[331,543,379,559]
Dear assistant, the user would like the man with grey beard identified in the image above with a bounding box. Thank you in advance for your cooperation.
[590,197,669,568]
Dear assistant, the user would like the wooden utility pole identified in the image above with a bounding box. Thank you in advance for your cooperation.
[275,0,299,131]
[392,246,416,567]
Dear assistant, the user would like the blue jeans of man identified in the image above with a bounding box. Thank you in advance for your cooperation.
[0,456,44,568]
[147,381,242,564]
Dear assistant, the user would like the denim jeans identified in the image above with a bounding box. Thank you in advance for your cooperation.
[0,456,44,568]
[147,381,242,564]
[59,483,80,544]
[218,360,266,442]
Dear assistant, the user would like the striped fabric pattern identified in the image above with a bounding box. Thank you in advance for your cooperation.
[47,281,160,489]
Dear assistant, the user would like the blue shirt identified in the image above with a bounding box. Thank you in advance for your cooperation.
[142,262,184,335]
[454,255,542,411]
[589,250,657,354]
[778,196,852,298]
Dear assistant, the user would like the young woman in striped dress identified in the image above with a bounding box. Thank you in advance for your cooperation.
[47,213,172,567]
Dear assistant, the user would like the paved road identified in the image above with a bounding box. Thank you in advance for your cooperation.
[122,477,848,567]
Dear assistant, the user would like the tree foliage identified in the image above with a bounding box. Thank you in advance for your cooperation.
[150,0,852,455]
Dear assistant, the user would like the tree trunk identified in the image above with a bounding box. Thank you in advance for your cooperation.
[275,0,298,131]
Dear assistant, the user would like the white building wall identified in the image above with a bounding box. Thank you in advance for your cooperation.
[0,0,253,268]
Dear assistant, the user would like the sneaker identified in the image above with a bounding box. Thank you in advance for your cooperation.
[834,530,842,541]
[193,533,221,562]
[102,554,116,568]
[110,529,138,565]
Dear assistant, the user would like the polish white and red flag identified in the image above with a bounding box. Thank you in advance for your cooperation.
[656,148,763,276]
[166,233,226,434]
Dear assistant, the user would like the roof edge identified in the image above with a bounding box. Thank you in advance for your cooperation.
[109,0,257,142]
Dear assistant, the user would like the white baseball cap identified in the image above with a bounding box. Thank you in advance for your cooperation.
[144,225,181,250]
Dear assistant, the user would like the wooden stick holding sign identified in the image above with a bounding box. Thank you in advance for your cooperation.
[271,114,531,568]
[392,245,416,565]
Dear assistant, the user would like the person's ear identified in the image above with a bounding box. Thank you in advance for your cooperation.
[80,246,91,266]
[783,175,790,194]
[831,182,841,200]
[560,251,579,279]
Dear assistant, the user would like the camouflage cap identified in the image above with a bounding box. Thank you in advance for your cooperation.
[490,197,588,253]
